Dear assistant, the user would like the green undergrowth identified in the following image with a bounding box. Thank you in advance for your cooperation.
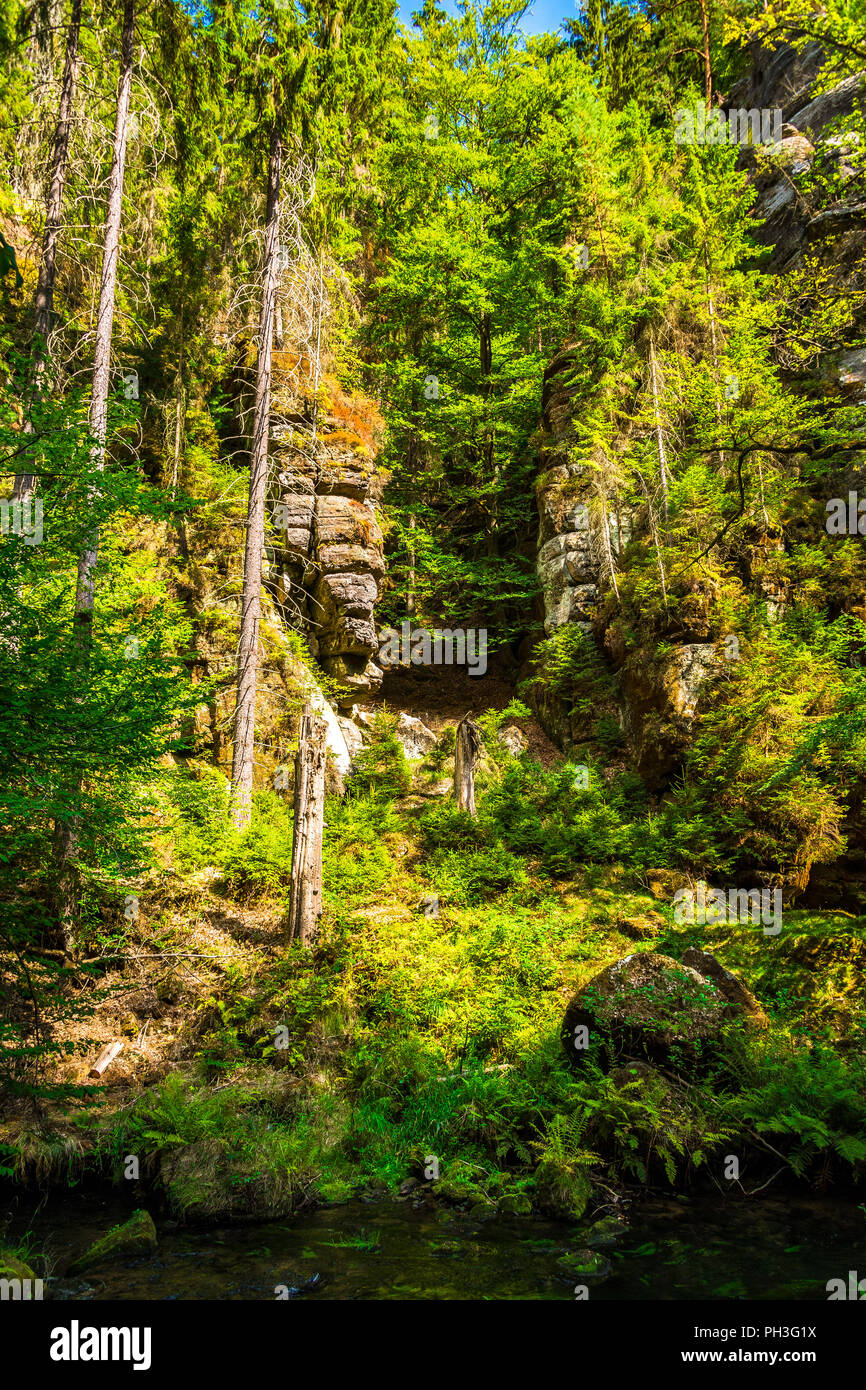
[71,741,866,1221]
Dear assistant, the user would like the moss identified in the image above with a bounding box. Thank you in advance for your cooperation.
[556,1248,611,1280]
[67,1209,157,1275]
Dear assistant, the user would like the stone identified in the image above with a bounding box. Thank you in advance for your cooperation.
[336,716,365,760]
[67,1209,157,1275]
[682,947,769,1026]
[646,868,691,900]
[665,643,720,720]
[0,1250,39,1289]
[561,951,732,1074]
[497,725,528,756]
[394,712,436,760]
[468,1199,498,1221]
[556,1249,612,1281]
[583,1216,628,1248]
[500,1193,533,1215]
[616,913,664,940]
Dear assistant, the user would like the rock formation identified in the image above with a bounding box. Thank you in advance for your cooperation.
[267,363,388,712]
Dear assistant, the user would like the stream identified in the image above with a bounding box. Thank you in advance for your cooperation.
[7,1190,865,1300]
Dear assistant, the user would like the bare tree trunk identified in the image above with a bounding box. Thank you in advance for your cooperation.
[14,0,83,503]
[596,484,620,600]
[697,0,713,109]
[287,705,327,947]
[231,125,282,830]
[648,332,669,515]
[53,0,135,957]
[453,714,482,817]
[635,468,669,609]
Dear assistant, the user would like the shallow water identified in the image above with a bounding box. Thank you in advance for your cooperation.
[7,1190,865,1300]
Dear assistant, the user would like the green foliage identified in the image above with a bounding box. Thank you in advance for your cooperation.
[347,709,411,799]
[160,764,231,872]
[720,1034,866,1179]
[221,791,294,899]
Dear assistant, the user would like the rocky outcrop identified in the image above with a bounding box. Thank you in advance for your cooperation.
[393,712,437,760]
[497,725,528,756]
[727,51,866,291]
[534,348,631,640]
[268,370,388,710]
[530,44,865,776]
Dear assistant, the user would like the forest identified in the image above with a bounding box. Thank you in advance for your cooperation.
[0,0,865,1308]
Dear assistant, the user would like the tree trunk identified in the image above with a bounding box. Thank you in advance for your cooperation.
[14,0,83,503]
[88,1041,123,1078]
[697,0,713,109]
[453,714,482,817]
[53,0,136,956]
[648,332,669,515]
[231,124,282,830]
[287,705,327,947]
[34,0,83,348]
[76,0,135,633]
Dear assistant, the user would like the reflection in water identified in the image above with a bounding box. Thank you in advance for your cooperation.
[7,1191,865,1301]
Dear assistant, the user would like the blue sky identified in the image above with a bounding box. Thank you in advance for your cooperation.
[397,2,577,38]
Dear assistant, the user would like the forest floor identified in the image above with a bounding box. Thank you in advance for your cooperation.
[2,673,865,1237]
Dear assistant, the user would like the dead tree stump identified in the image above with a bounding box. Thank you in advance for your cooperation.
[287,705,328,946]
[453,713,483,817]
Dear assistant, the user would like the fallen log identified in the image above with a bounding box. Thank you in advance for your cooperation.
[88,1041,123,1078]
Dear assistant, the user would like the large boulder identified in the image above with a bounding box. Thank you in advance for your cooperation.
[682,947,769,1027]
[561,951,740,1073]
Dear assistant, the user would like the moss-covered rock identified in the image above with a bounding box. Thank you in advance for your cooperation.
[583,1215,628,1248]
[67,1209,157,1274]
[561,951,732,1074]
[616,913,664,941]
[500,1193,533,1216]
[532,1158,591,1221]
[556,1248,612,1281]
[0,1251,39,1289]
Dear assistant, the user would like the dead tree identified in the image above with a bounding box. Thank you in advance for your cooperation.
[15,0,84,502]
[287,705,327,947]
[53,0,136,956]
[453,714,482,817]
[231,123,282,830]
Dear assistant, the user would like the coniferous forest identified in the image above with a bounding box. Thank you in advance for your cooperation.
[2,0,866,1330]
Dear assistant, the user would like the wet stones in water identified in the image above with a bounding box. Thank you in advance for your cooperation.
[583,1215,628,1249]
[275,1272,322,1299]
[556,1248,612,1282]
